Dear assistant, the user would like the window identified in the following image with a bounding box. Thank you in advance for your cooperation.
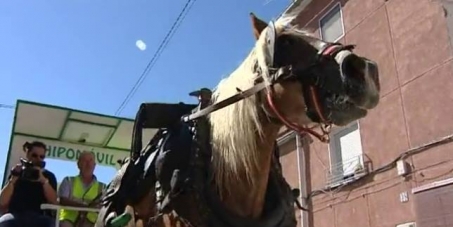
[328,122,365,185]
[277,131,297,156]
[319,3,344,42]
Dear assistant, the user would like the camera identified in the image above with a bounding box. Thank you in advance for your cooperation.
[12,158,46,181]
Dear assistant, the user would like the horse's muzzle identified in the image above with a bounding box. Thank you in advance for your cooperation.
[337,51,380,110]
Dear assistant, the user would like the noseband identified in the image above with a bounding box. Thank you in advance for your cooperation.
[183,21,355,143]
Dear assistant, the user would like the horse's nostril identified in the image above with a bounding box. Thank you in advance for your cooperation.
[341,54,366,80]
[366,60,381,91]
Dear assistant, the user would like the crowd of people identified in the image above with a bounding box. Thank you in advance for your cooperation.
[0,141,106,227]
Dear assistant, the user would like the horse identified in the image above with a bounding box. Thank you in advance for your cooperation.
[95,12,380,227]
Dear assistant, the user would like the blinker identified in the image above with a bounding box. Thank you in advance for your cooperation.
[264,21,277,68]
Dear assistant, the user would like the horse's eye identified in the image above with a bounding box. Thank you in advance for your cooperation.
[279,36,294,47]
[284,38,293,46]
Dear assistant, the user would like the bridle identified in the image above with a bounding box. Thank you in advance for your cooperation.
[182,21,356,143]
[265,38,356,142]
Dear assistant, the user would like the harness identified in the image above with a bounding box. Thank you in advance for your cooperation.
[96,20,357,227]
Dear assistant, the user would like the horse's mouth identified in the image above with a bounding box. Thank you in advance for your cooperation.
[306,63,378,127]
[328,100,368,126]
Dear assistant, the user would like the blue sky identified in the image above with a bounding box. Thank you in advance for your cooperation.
[0,0,290,184]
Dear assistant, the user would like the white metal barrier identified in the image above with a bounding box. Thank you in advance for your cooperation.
[40,204,100,227]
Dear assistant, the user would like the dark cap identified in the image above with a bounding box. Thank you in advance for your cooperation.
[189,88,212,97]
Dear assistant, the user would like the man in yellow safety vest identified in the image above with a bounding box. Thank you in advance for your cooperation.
[58,151,106,227]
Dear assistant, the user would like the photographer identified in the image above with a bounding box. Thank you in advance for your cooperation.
[0,141,58,227]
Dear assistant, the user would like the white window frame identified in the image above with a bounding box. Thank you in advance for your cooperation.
[318,2,345,43]
[327,121,365,186]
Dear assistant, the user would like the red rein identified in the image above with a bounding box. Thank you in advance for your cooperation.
[266,89,330,143]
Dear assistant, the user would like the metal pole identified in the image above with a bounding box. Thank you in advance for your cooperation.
[296,135,309,227]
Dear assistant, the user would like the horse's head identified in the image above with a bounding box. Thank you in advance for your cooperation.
[250,13,380,136]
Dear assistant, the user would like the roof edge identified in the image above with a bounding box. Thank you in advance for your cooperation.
[281,0,313,17]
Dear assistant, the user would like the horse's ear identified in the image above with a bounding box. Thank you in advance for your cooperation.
[250,13,268,40]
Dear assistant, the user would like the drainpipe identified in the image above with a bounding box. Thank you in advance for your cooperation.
[296,135,309,227]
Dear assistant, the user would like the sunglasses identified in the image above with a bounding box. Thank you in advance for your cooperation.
[31,153,45,159]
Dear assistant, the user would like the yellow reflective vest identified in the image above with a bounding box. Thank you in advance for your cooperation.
[59,176,103,223]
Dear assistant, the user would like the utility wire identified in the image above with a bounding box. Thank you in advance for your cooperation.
[115,0,197,116]
[307,132,453,200]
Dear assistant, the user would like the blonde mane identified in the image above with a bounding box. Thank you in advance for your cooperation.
[208,16,300,196]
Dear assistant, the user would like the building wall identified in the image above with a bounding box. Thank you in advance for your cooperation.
[278,0,453,227]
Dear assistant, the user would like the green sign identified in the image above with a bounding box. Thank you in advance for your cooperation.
[46,145,120,166]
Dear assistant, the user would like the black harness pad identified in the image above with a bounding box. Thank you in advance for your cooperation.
[97,103,197,227]
[155,123,194,193]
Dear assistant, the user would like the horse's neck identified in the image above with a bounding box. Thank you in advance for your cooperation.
[218,123,280,218]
